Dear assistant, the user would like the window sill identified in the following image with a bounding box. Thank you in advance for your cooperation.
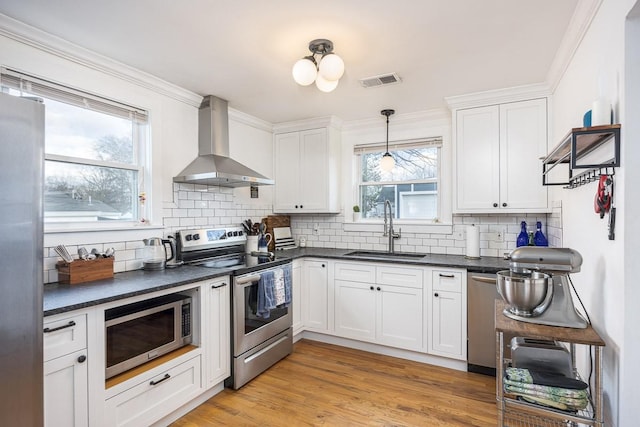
[44,223,165,246]
[343,220,453,235]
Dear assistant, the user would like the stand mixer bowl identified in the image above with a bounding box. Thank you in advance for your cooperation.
[496,270,553,317]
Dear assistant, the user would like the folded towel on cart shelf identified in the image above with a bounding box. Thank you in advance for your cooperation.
[504,378,588,399]
[505,367,588,390]
[504,384,589,409]
[511,392,588,412]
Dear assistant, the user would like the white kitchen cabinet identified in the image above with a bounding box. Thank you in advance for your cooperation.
[292,259,303,335]
[302,259,329,331]
[454,98,548,212]
[334,262,423,351]
[43,313,89,427]
[205,277,230,388]
[104,355,202,427]
[428,270,466,360]
[273,126,341,213]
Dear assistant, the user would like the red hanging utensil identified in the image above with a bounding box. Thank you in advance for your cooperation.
[594,174,613,219]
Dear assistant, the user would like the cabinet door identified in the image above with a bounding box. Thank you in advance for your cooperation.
[273,131,302,212]
[44,349,88,427]
[499,99,548,210]
[377,285,423,350]
[298,128,328,211]
[334,280,376,341]
[302,260,328,331]
[455,105,500,211]
[430,290,463,358]
[207,278,230,387]
[292,260,303,335]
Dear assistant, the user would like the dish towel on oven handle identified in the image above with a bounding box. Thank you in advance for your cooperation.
[256,264,292,319]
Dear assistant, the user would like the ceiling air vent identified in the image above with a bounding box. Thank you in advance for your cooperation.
[359,73,402,88]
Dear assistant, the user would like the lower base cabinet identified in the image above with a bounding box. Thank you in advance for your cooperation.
[302,260,329,331]
[428,270,466,360]
[44,349,89,427]
[104,355,203,427]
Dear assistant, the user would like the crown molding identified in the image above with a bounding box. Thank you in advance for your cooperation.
[272,115,343,133]
[444,83,551,110]
[229,107,273,132]
[341,108,450,133]
[545,0,604,93]
[0,13,202,107]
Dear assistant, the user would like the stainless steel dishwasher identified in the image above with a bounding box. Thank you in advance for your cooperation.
[467,272,512,376]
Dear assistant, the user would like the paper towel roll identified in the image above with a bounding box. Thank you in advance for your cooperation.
[465,225,480,259]
[591,98,611,126]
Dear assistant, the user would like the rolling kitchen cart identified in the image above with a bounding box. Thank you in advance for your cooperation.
[495,300,605,427]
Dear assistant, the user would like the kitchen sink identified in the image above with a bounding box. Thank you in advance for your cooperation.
[343,250,427,260]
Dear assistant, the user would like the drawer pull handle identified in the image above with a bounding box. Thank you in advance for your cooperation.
[438,274,455,278]
[150,373,170,386]
[376,286,381,291]
[370,286,374,290]
[77,355,87,363]
[212,282,228,289]
[43,320,76,333]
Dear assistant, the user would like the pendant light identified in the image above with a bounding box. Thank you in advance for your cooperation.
[380,109,395,172]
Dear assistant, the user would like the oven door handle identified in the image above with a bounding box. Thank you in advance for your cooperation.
[235,274,261,285]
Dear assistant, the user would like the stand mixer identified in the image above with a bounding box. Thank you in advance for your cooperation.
[497,247,588,328]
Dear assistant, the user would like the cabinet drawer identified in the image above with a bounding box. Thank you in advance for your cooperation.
[43,313,87,362]
[334,262,376,283]
[432,270,463,293]
[105,355,202,427]
[377,266,423,289]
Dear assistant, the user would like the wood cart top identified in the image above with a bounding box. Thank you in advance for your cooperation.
[495,300,605,346]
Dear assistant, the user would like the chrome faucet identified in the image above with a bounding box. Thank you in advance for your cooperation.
[383,200,401,253]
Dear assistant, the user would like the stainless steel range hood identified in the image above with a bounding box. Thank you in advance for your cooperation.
[173,95,274,187]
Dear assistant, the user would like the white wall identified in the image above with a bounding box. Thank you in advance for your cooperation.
[550,0,638,425]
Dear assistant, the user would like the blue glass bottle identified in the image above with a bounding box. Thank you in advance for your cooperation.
[534,221,549,246]
[516,221,528,247]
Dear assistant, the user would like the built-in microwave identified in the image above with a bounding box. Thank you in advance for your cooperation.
[105,293,192,379]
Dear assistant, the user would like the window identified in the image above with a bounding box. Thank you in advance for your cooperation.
[1,68,148,227]
[355,139,441,221]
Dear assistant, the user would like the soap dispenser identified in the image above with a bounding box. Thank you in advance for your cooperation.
[534,221,549,246]
[516,221,528,247]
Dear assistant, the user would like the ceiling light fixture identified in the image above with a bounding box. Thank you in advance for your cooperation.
[292,39,344,93]
[380,109,396,172]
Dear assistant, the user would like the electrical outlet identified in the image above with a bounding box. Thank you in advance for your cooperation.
[313,223,319,234]
[485,232,503,242]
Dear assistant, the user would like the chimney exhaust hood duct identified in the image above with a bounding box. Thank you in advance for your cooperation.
[173,95,274,187]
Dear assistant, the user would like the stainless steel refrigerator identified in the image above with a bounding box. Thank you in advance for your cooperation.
[0,92,45,425]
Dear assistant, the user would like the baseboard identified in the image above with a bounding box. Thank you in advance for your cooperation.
[300,331,467,372]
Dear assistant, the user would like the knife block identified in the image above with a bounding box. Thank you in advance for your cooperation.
[56,258,114,284]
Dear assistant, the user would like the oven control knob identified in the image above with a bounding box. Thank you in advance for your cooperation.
[234,231,239,236]
[227,231,233,237]
[185,234,193,241]
[193,233,200,240]
[238,230,243,236]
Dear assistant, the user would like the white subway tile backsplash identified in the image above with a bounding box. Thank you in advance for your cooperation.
[44,182,562,284]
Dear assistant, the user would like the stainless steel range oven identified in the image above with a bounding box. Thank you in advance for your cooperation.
[230,265,292,389]
[174,226,293,389]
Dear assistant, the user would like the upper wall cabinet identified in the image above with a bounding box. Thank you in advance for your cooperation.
[453,98,549,213]
[273,121,341,213]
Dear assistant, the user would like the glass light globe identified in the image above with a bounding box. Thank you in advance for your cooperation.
[292,57,317,86]
[380,153,395,171]
[318,53,345,81]
[315,74,339,92]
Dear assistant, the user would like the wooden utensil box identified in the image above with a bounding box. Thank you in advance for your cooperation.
[56,258,114,284]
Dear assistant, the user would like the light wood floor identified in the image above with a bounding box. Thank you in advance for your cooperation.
[172,339,497,426]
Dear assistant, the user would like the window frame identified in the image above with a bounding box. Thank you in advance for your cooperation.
[354,138,443,223]
[1,68,150,232]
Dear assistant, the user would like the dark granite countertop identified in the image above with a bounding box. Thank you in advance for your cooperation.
[44,248,509,316]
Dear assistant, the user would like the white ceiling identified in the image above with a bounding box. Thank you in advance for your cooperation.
[0,0,579,123]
